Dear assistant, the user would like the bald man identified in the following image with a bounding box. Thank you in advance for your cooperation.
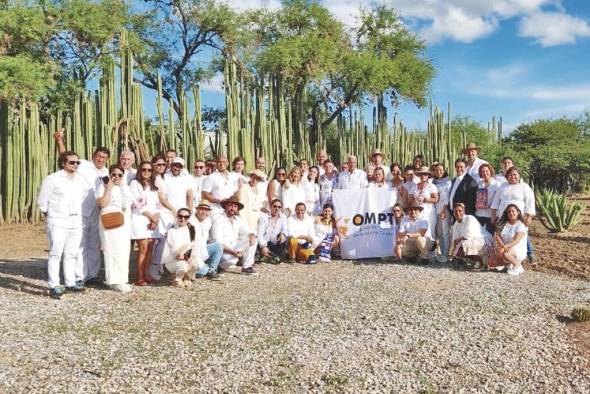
[337,155,368,189]
[119,150,136,184]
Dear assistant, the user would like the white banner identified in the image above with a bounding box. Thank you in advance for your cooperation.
[332,188,397,259]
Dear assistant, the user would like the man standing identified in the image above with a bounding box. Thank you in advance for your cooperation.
[319,160,339,206]
[164,157,194,214]
[201,156,238,215]
[463,143,488,182]
[192,159,207,208]
[395,203,434,263]
[211,197,258,275]
[316,149,328,175]
[54,129,109,286]
[337,155,368,189]
[192,200,223,280]
[494,156,514,184]
[38,151,88,299]
[119,150,136,184]
[448,159,478,216]
[364,149,390,182]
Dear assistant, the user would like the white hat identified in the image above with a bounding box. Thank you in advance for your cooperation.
[172,157,185,166]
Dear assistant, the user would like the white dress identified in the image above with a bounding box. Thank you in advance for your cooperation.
[500,221,528,262]
[95,183,133,286]
[451,215,491,256]
[282,181,307,217]
[304,182,321,215]
[129,180,163,239]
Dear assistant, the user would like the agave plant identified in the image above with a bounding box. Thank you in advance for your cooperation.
[536,189,586,233]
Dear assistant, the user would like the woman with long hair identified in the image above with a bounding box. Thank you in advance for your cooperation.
[282,166,306,217]
[409,166,439,236]
[237,170,267,232]
[129,161,175,286]
[267,167,287,206]
[388,163,404,191]
[475,163,501,234]
[96,164,133,292]
[431,163,452,260]
[494,204,528,276]
[313,203,340,262]
[399,166,416,208]
[304,165,321,215]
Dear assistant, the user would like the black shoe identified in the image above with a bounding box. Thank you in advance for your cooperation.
[66,284,87,293]
[528,255,536,266]
[49,287,64,299]
[241,267,258,275]
[306,256,318,265]
[419,258,431,265]
[84,277,102,287]
[206,271,221,281]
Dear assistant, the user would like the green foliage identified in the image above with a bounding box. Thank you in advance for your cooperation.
[0,55,55,100]
[535,189,585,233]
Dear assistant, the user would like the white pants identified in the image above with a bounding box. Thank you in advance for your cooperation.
[219,239,257,269]
[47,224,83,288]
[79,213,102,280]
[165,257,206,280]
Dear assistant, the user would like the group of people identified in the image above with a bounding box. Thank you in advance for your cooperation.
[38,129,535,299]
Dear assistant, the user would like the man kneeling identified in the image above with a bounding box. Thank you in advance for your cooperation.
[395,203,434,263]
[212,197,258,275]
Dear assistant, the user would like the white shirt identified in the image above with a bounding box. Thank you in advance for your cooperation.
[95,183,133,214]
[451,215,486,243]
[475,178,501,218]
[282,181,307,216]
[399,216,432,240]
[287,215,315,240]
[364,163,390,178]
[491,182,536,218]
[192,175,207,205]
[211,214,252,247]
[494,173,507,184]
[192,217,212,259]
[500,221,528,260]
[433,178,452,214]
[38,170,86,227]
[229,171,249,188]
[77,159,108,217]
[337,168,368,189]
[449,174,466,210]
[164,173,194,211]
[201,172,238,214]
[467,158,487,182]
[257,213,288,247]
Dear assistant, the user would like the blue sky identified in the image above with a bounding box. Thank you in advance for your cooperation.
[141,0,590,134]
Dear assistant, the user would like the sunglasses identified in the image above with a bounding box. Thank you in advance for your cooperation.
[155,163,166,166]
[171,164,183,168]
[111,173,123,178]
[67,160,81,165]
[141,168,152,172]
[272,205,282,209]
[277,173,286,176]
[194,165,205,169]
[177,214,190,220]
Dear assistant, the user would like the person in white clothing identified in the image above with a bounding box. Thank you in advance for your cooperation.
[365,149,390,182]
[399,166,417,208]
[395,203,434,262]
[164,149,189,176]
[494,204,528,276]
[450,203,492,269]
[54,129,108,286]
[463,142,488,183]
[409,166,439,236]
[258,199,289,262]
[149,154,170,279]
[164,157,194,214]
[191,199,223,280]
[96,164,134,293]
[129,161,175,286]
[312,203,339,262]
[319,160,338,207]
[337,155,368,189]
[236,170,267,232]
[431,163,452,260]
[230,156,249,187]
[201,156,238,215]
[38,151,88,299]
[254,157,269,206]
[304,166,321,215]
[211,197,258,275]
[191,159,207,207]
[316,149,328,176]
[282,166,307,217]
[267,167,287,207]
[368,167,390,188]
[475,163,501,233]
[494,156,514,184]
[287,203,317,264]
[119,150,136,184]
[162,208,207,288]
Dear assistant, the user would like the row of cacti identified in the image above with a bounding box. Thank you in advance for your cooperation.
[0,39,502,224]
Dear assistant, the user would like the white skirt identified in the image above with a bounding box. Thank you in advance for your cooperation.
[100,210,131,285]
[130,213,162,239]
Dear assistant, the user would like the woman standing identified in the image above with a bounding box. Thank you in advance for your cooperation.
[96,165,134,292]
[494,204,528,276]
[304,166,321,215]
[391,203,404,261]
[129,161,175,286]
[368,167,390,188]
[267,167,287,206]
[432,163,452,260]
[410,166,439,236]
[399,166,416,208]
[475,163,501,233]
[282,166,307,217]
[149,154,171,281]
[388,163,404,191]
[237,170,267,232]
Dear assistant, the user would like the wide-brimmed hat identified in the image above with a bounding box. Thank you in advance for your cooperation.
[196,199,211,210]
[404,202,424,212]
[462,142,481,154]
[415,166,431,176]
[371,148,384,158]
[250,169,266,180]
[220,196,244,210]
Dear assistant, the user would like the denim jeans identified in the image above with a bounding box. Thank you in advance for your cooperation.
[435,215,450,256]
[526,238,534,258]
[204,242,223,273]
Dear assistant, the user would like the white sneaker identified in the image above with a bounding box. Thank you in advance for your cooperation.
[111,284,133,293]
[507,265,524,276]
[495,266,505,271]
[319,256,331,263]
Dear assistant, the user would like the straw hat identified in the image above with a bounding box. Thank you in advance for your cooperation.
[250,169,266,180]
[196,199,211,210]
[415,166,431,176]
[462,142,481,154]
[220,196,244,210]
[370,148,384,158]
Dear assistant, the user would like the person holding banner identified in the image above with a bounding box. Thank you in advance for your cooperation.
[395,202,434,263]
[287,202,317,264]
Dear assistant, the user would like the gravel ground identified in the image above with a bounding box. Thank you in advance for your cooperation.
[0,259,589,393]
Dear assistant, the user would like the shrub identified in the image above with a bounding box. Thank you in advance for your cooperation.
[536,189,585,232]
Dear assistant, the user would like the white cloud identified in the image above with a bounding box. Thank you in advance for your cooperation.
[420,7,497,43]
[518,11,590,46]
[200,73,224,94]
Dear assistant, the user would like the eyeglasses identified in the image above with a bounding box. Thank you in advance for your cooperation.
[141,168,152,172]
[177,214,190,220]
[67,160,81,165]
[272,205,282,209]
[111,173,123,178]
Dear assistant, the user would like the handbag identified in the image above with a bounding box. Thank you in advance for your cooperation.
[100,212,124,229]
